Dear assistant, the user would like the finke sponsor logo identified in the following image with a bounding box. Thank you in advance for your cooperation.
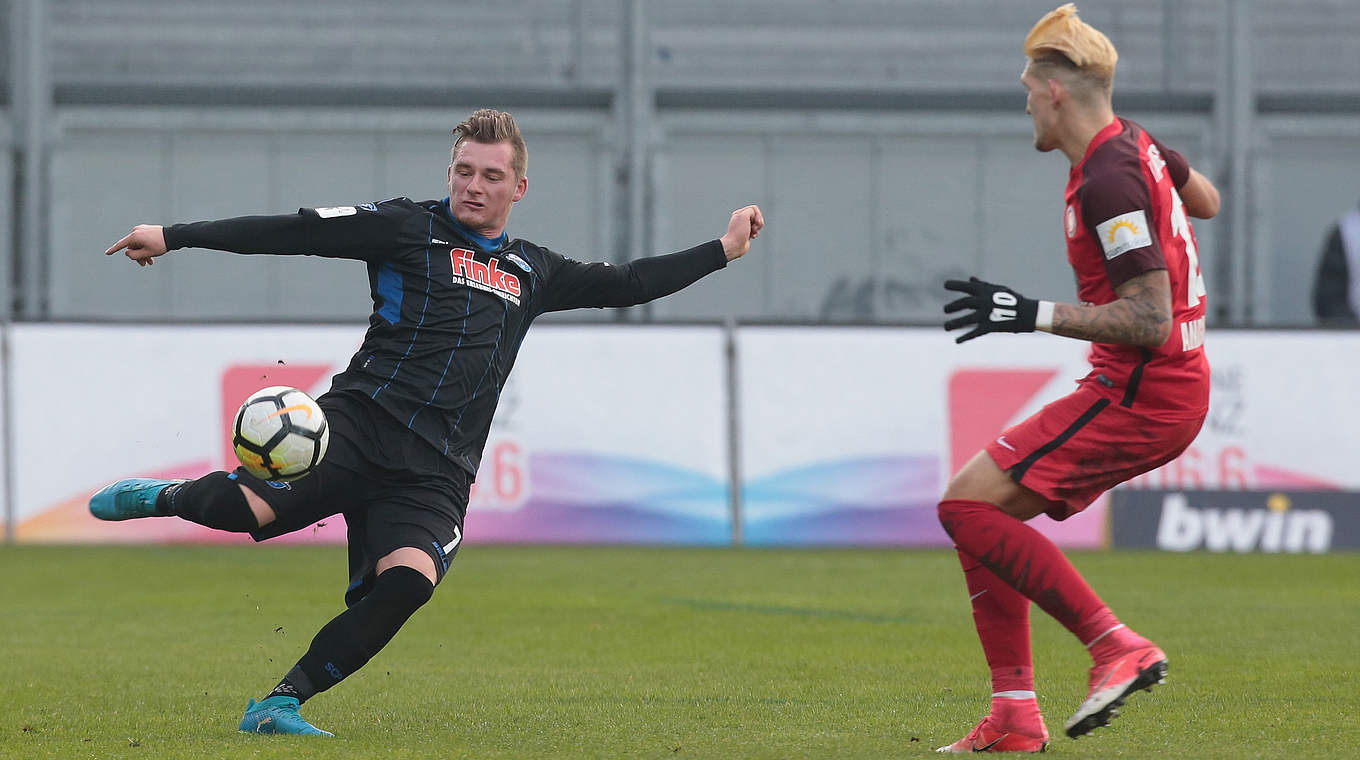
[1155,492,1333,553]
[451,247,522,305]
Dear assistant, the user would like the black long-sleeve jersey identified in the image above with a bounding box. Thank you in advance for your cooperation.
[164,197,728,476]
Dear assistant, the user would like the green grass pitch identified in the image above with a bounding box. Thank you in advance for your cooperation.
[1,544,1355,759]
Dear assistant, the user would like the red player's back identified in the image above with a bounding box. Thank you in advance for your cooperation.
[1063,118,1209,417]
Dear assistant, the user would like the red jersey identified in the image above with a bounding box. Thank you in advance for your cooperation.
[1063,117,1209,418]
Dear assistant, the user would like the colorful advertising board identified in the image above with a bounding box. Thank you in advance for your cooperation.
[6,325,1358,550]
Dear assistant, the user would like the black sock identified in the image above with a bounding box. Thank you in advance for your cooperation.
[266,665,317,703]
[159,472,259,532]
[276,566,434,702]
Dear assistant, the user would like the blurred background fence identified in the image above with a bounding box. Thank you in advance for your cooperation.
[5,0,1360,326]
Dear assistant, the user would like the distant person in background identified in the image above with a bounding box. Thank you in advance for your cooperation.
[936,5,1219,753]
[92,108,764,737]
[1312,201,1360,324]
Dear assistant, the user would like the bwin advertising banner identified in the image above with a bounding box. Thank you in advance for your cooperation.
[1109,490,1360,554]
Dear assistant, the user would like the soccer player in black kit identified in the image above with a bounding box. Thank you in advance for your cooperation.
[91,109,765,736]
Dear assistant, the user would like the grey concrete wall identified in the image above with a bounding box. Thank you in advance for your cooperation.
[21,1,1360,326]
[650,110,1216,323]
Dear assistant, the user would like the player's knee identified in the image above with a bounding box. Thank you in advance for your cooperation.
[937,497,998,538]
[374,565,435,615]
[376,546,439,586]
[170,471,259,533]
[937,498,967,537]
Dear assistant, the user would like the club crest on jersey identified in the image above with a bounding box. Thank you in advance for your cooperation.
[1065,204,1078,238]
[1095,210,1153,260]
[450,248,522,305]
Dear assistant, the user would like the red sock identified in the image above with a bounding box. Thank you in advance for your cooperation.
[1086,623,1155,664]
[991,693,1044,733]
[940,499,1121,649]
[959,550,1034,695]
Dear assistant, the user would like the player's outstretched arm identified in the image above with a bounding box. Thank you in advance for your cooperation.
[538,204,765,312]
[943,269,1171,348]
[105,224,168,267]
[1179,168,1220,219]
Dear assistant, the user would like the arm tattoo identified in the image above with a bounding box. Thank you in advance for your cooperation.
[1050,270,1173,347]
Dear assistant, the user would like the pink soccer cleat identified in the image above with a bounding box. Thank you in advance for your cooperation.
[1065,644,1168,739]
[937,716,1050,753]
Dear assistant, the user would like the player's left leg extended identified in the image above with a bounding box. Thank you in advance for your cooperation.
[90,468,348,534]
[89,478,188,521]
[90,472,273,531]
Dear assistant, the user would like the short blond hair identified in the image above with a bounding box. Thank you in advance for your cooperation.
[1024,4,1117,90]
[451,109,528,180]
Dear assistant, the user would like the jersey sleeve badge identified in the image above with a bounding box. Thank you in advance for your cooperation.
[1095,210,1152,260]
[314,206,358,219]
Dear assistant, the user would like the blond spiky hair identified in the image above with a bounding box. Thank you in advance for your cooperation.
[1023,3,1118,82]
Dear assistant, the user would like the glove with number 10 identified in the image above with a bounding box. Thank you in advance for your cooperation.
[942,277,1040,344]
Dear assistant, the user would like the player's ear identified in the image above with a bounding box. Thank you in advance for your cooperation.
[1048,77,1065,107]
[513,175,527,203]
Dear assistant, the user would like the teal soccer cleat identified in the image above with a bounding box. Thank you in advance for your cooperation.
[239,696,334,737]
[88,478,185,521]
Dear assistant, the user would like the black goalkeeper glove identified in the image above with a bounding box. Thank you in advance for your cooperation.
[942,277,1040,344]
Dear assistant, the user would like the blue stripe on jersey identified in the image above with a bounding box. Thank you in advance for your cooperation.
[512,241,540,310]
[407,283,472,428]
[375,262,403,324]
[430,540,450,572]
[447,302,508,460]
[373,215,436,404]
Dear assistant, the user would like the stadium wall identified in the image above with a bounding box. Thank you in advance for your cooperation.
[13,1,1360,326]
[4,323,1356,552]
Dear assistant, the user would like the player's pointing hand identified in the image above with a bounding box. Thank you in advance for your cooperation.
[105,224,168,266]
[720,205,764,261]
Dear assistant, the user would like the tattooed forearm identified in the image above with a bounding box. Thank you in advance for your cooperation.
[1047,270,1173,347]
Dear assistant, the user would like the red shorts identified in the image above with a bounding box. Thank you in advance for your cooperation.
[984,385,1206,520]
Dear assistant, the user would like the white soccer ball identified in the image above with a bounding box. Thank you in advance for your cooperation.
[232,386,330,482]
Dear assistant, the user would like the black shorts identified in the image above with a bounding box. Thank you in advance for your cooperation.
[234,390,470,605]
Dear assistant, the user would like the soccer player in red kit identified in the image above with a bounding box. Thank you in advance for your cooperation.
[936,4,1221,752]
